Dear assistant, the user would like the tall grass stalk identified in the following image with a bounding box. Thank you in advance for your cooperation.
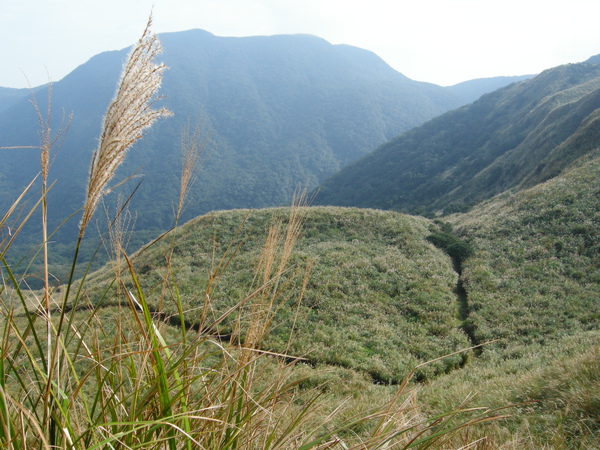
[1,79,72,443]
[102,194,137,300]
[177,115,211,225]
[59,11,171,366]
[79,15,172,238]
[0,15,170,448]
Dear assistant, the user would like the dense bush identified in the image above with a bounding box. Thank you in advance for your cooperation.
[426,229,474,269]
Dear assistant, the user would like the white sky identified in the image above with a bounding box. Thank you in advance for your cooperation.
[1,0,600,89]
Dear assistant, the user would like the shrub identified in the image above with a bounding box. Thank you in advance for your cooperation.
[426,231,474,268]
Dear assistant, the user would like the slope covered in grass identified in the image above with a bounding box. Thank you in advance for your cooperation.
[410,152,600,447]
[86,207,470,383]
[421,329,600,448]
[452,151,600,352]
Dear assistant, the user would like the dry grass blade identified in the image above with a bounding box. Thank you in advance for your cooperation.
[0,177,39,256]
[80,15,172,237]
[177,115,211,222]
[242,191,308,359]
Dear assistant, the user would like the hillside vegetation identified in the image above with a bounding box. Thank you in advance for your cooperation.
[85,207,471,384]
[454,151,600,352]
[79,150,600,446]
[315,61,600,214]
[421,151,600,447]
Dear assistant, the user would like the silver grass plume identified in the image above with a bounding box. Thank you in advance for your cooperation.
[79,16,172,237]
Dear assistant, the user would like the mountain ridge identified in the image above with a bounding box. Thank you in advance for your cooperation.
[446,74,534,104]
[314,61,600,214]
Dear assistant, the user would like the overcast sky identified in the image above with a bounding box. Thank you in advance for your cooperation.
[2,0,600,89]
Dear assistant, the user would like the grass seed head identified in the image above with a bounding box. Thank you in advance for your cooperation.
[80,16,172,237]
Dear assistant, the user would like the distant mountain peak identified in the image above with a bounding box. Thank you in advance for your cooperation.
[585,54,600,64]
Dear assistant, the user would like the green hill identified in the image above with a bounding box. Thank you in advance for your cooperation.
[7,117,599,449]
[85,206,471,383]
[77,149,600,444]
[453,150,600,352]
[314,62,600,214]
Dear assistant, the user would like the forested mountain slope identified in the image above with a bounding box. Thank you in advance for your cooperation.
[314,61,600,214]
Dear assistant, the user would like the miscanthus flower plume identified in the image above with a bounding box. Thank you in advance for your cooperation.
[80,16,172,237]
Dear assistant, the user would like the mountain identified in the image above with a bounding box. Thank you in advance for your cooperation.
[0,87,31,113]
[585,53,600,64]
[314,61,600,214]
[446,74,534,104]
[0,29,462,271]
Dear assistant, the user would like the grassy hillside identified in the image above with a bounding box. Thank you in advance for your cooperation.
[415,151,600,447]
[5,161,599,446]
[452,150,600,353]
[85,207,471,384]
[314,62,600,215]
[421,329,600,448]
[69,153,600,445]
